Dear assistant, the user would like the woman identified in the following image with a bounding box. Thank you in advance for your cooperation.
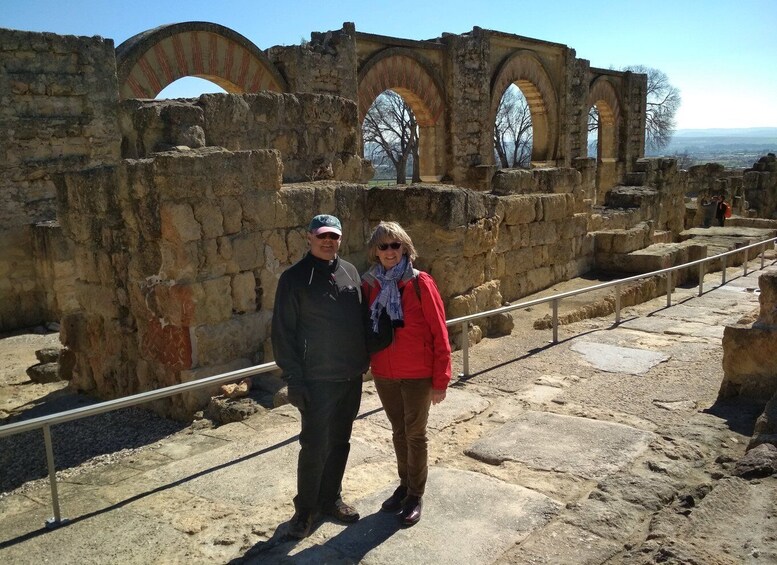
[361,221,451,527]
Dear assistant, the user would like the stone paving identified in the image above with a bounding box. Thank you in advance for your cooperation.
[1,260,776,564]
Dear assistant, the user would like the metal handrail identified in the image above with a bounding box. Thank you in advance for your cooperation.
[447,235,777,377]
[1,234,775,528]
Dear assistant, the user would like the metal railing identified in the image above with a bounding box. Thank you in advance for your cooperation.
[1,234,775,528]
[447,235,777,380]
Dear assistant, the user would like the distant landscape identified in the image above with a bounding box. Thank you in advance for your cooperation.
[651,127,777,168]
[369,128,777,183]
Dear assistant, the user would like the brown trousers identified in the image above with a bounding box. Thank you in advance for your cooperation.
[374,376,433,498]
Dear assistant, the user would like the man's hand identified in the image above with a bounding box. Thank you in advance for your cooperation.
[287,384,309,411]
[432,389,446,405]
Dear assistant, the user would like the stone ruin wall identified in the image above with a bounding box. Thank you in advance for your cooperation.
[3,26,777,419]
[58,108,594,417]
[119,93,372,183]
[683,155,777,228]
[0,29,120,329]
[719,270,777,451]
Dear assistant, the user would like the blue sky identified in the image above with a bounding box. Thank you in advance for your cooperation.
[3,0,776,129]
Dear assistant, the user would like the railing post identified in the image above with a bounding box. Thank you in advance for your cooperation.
[666,271,672,308]
[460,321,469,378]
[721,255,727,284]
[743,249,749,276]
[615,284,621,324]
[698,261,705,296]
[43,424,64,528]
[552,298,559,343]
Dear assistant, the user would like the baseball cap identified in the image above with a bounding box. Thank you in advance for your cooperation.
[308,214,342,236]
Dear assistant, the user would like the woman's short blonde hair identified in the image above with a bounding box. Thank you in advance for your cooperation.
[366,221,418,264]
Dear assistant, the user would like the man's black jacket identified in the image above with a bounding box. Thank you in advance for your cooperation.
[272,252,369,386]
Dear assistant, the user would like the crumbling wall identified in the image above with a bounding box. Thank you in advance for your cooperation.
[266,23,358,102]
[58,145,595,418]
[0,29,120,330]
[744,154,777,219]
[119,93,371,183]
[719,271,777,451]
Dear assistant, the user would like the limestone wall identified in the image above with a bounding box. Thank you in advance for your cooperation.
[57,143,591,417]
[744,154,777,219]
[0,29,120,330]
[267,23,358,103]
[119,93,371,183]
[719,271,777,408]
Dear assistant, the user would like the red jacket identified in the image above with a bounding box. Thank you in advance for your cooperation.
[362,270,451,391]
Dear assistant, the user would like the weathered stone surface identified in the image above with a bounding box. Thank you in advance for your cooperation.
[466,411,656,480]
[570,341,670,375]
[26,361,60,383]
[205,396,264,425]
[35,347,60,363]
[734,443,777,478]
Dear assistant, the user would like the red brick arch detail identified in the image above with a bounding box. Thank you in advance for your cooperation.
[116,22,287,99]
[358,51,445,126]
[490,51,559,161]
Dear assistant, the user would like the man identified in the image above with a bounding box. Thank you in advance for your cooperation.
[272,214,369,539]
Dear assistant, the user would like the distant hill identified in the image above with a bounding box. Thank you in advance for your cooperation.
[649,127,777,167]
[673,127,777,138]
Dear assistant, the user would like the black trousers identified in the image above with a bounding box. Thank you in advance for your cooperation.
[294,378,362,513]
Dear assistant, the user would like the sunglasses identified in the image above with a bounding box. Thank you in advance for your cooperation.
[315,232,341,240]
[378,242,402,251]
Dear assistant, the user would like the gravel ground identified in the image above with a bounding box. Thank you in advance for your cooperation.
[0,329,187,496]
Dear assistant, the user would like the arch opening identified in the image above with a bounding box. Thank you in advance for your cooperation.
[358,51,446,182]
[493,84,533,169]
[156,76,227,99]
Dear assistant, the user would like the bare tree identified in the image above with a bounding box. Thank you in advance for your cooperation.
[626,65,681,151]
[587,66,680,153]
[362,90,420,184]
[493,85,533,168]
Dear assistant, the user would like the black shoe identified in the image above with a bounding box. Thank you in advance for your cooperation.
[400,495,422,526]
[323,499,360,523]
[288,510,314,539]
[380,485,407,513]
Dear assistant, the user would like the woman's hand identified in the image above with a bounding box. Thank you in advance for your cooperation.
[432,389,446,405]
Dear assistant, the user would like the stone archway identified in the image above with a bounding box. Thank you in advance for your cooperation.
[116,22,287,99]
[587,77,622,198]
[490,51,559,166]
[358,49,446,181]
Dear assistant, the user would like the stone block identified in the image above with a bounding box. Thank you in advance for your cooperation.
[719,325,777,404]
[194,277,233,325]
[193,312,271,367]
[491,169,534,195]
[193,202,224,239]
[540,194,568,222]
[220,197,243,234]
[160,202,201,243]
[232,272,257,314]
[502,195,538,225]
[159,241,198,282]
[231,233,265,272]
[757,271,777,327]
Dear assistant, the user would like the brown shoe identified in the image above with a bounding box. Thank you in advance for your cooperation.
[381,485,407,513]
[323,499,360,523]
[400,495,422,526]
[288,510,314,539]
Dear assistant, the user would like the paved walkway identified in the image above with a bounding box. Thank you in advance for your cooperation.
[1,258,776,564]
